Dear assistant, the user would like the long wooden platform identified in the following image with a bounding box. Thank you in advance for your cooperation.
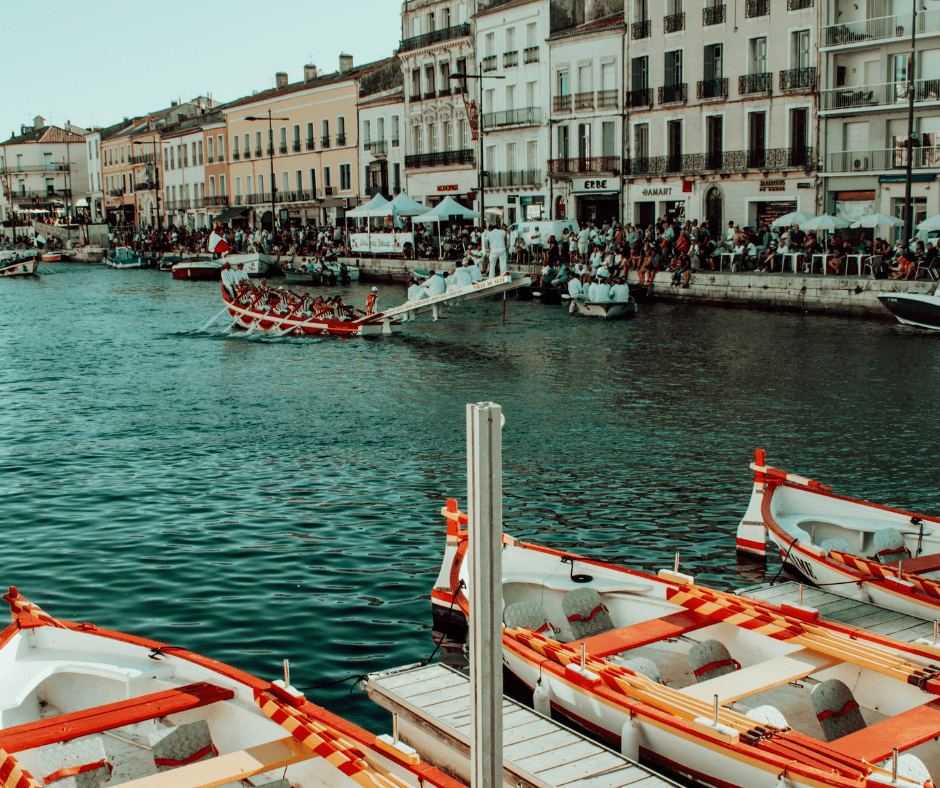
[365,663,678,788]
[738,581,936,642]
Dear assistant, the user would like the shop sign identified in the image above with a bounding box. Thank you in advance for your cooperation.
[760,179,786,192]
[572,177,620,194]
[641,186,672,197]
[437,184,459,192]
[797,182,813,189]
[878,174,936,184]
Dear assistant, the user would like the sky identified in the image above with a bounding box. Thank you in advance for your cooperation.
[0,0,403,138]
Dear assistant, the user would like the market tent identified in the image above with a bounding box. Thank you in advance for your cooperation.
[413,196,480,223]
[346,193,390,218]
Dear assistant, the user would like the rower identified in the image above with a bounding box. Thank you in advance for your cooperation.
[221,262,235,297]
[366,287,379,315]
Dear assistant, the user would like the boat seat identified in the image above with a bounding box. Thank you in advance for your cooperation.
[504,601,555,636]
[562,588,614,639]
[150,720,217,772]
[0,683,233,754]
[825,698,940,763]
[688,640,739,684]
[894,551,940,575]
[820,538,852,556]
[615,656,662,684]
[255,780,289,788]
[811,679,867,742]
[745,705,788,728]
[873,527,911,564]
[38,738,111,788]
[568,610,712,659]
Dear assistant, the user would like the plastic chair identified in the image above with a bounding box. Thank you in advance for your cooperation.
[150,720,217,772]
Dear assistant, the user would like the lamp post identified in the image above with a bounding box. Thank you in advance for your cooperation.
[131,135,161,230]
[902,0,919,245]
[449,67,504,227]
[245,110,288,237]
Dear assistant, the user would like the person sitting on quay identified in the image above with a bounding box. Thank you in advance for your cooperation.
[890,246,917,280]
[538,261,556,288]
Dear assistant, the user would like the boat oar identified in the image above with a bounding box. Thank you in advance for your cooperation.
[196,305,233,332]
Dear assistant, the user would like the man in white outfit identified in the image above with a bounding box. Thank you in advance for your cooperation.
[464,258,483,282]
[447,261,472,291]
[422,269,446,320]
[220,262,235,297]
[404,278,424,321]
[485,224,508,278]
[610,280,631,302]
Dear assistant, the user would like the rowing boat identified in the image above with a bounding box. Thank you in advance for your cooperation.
[570,298,638,319]
[432,501,940,788]
[0,255,38,277]
[0,586,461,788]
[737,450,940,620]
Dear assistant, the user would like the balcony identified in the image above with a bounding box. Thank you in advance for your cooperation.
[164,200,175,210]
[292,141,301,152]
[780,66,816,93]
[597,89,618,109]
[134,182,157,192]
[279,144,288,154]
[439,88,452,97]
[218,153,225,162]
[255,148,263,157]
[482,107,542,128]
[632,20,651,39]
[405,149,475,169]
[823,9,938,47]
[821,78,940,112]
[658,83,687,104]
[0,163,69,174]
[207,156,214,164]
[321,136,331,149]
[205,195,229,207]
[664,12,685,33]
[553,95,572,112]
[524,46,539,64]
[828,147,940,174]
[399,22,470,52]
[483,170,541,188]
[703,5,725,25]
[306,139,315,150]
[232,151,241,160]
[233,195,243,205]
[739,72,773,95]
[424,91,436,100]
[177,199,191,210]
[574,91,594,110]
[336,133,346,146]
[626,88,653,108]
[372,140,388,155]
[243,150,250,159]
[697,77,728,100]
[503,51,518,68]
[410,93,421,103]
[246,194,263,205]
[482,56,497,73]
[128,154,157,165]
[787,0,812,8]
[745,0,769,17]
[624,147,815,176]
[107,189,125,198]
[548,157,620,175]
[193,197,205,209]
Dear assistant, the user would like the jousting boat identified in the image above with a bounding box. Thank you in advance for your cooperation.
[219,272,531,337]
[0,587,461,788]
[433,501,940,788]
[737,450,940,620]
[0,255,38,277]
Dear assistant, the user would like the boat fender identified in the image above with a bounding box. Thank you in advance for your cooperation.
[533,678,551,717]
[620,716,640,761]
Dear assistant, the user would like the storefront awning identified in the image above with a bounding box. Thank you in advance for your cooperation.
[214,205,250,223]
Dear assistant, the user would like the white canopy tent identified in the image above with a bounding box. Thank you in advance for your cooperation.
[345,194,390,218]
[413,196,480,223]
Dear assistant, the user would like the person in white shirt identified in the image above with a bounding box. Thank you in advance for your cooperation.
[610,281,631,302]
[595,261,610,280]
[404,277,424,321]
[485,224,508,277]
[220,262,235,296]
[577,226,591,261]
[448,262,472,291]
[421,270,446,320]
[464,260,483,282]
[589,245,604,271]
[567,275,583,299]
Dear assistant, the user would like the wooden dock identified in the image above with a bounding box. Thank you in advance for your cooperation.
[738,580,937,641]
[364,663,679,788]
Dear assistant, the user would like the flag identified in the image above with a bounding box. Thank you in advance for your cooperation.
[207,231,229,254]
[35,235,46,246]
[392,205,401,230]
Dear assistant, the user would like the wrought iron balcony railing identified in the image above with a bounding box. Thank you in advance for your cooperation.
[483,169,541,188]
[372,140,388,155]
[503,51,518,68]
[205,195,229,207]
[787,0,813,8]
[482,107,542,129]
[399,22,470,52]
[664,12,685,33]
[632,20,651,39]
[739,72,773,95]
[779,66,816,92]
[624,147,816,176]
[548,157,620,175]
[292,141,301,152]
[232,151,240,160]
[336,133,346,146]
[306,139,315,150]
[697,78,728,100]
[658,83,687,104]
[703,5,726,25]
[423,91,436,100]
[482,56,497,73]
[321,136,331,149]
[0,163,69,174]
[597,89,618,109]
[574,91,594,110]
[243,149,250,159]
[405,149,475,169]
[626,88,653,108]
[553,95,572,112]
[523,46,539,64]
[745,0,769,17]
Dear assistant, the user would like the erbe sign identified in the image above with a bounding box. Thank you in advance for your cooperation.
[571,177,620,194]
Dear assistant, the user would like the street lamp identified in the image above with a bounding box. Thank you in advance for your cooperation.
[449,67,504,226]
[245,110,288,237]
[131,136,161,230]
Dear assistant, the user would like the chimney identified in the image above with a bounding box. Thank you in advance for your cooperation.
[339,53,353,73]
[304,63,318,82]
[275,71,289,89]
[20,124,26,135]
[33,116,45,129]
[171,100,178,107]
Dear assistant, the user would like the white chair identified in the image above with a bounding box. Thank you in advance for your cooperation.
[504,600,555,635]
[873,527,911,564]
[745,705,789,728]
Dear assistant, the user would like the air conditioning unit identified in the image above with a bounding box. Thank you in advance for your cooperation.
[851,157,869,171]
[324,186,335,196]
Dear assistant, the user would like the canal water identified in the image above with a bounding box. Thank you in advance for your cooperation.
[1,263,938,728]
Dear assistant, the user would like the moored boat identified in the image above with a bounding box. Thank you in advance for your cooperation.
[326,261,359,281]
[434,500,940,788]
[106,247,149,269]
[737,450,940,620]
[224,252,276,278]
[40,252,63,262]
[171,259,223,281]
[284,270,325,287]
[0,586,462,788]
[571,298,638,318]
[877,284,940,330]
[0,256,38,277]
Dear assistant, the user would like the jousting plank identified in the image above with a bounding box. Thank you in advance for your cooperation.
[0,682,234,753]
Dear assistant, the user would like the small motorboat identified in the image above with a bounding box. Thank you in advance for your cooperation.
[0,254,38,277]
[157,254,183,272]
[284,269,325,287]
[225,252,276,277]
[737,449,940,620]
[570,297,638,318]
[106,247,149,269]
[0,587,460,788]
[326,261,359,283]
[433,501,940,788]
[877,283,940,330]
[40,252,63,262]
[171,259,223,281]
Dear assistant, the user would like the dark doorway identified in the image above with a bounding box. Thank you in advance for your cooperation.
[705,186,723,232]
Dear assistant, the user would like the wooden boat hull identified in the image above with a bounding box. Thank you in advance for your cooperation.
[0,257,38,277]
[225,252,275,277]
[877,292,940,331]
[434,502,940,788]
[172,262,223,280]
[284,271,330,287]
[737,450,940,621]
[573,299,638,318]
[106,247,149,269]
[40,253,63,262]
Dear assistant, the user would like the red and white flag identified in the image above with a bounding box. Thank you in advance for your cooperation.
[207,231,229,254]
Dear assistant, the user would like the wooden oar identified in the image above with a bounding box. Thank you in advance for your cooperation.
[196,305,233,332]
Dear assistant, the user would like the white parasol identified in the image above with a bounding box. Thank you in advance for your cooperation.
[771,211,816,228]
[850,213,903,229]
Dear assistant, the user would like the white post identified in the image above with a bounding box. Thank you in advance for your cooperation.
[468,402,503,788]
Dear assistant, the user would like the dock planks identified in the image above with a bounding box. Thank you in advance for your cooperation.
[366,663,679,788]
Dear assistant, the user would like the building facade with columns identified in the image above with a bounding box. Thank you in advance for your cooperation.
[359,84,406,201]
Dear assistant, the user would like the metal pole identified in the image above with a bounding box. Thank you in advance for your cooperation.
[479,64,485,228]
[270,109,276,238]
[467,401,503,788]
[154,133,162,231]
[903,0,918,243]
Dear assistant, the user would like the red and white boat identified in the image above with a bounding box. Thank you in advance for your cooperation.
[171,259,223,281]
[40,252,63,262]
[0,586,462,788]
[434,501,940,788]
[219,272,531,338]
[0,255,38,277]
[737,450,940,620]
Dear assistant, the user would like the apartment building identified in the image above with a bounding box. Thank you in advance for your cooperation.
[623,0,818,230]
[360,84,406,200]
[475,0,552,225]
[819,0,940,235]
[225,56,393,229]
[400,0,478,208]
[162,119,212,229]
[203,117,229,220]
[547,10,625,225]
[0,117,89,226]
